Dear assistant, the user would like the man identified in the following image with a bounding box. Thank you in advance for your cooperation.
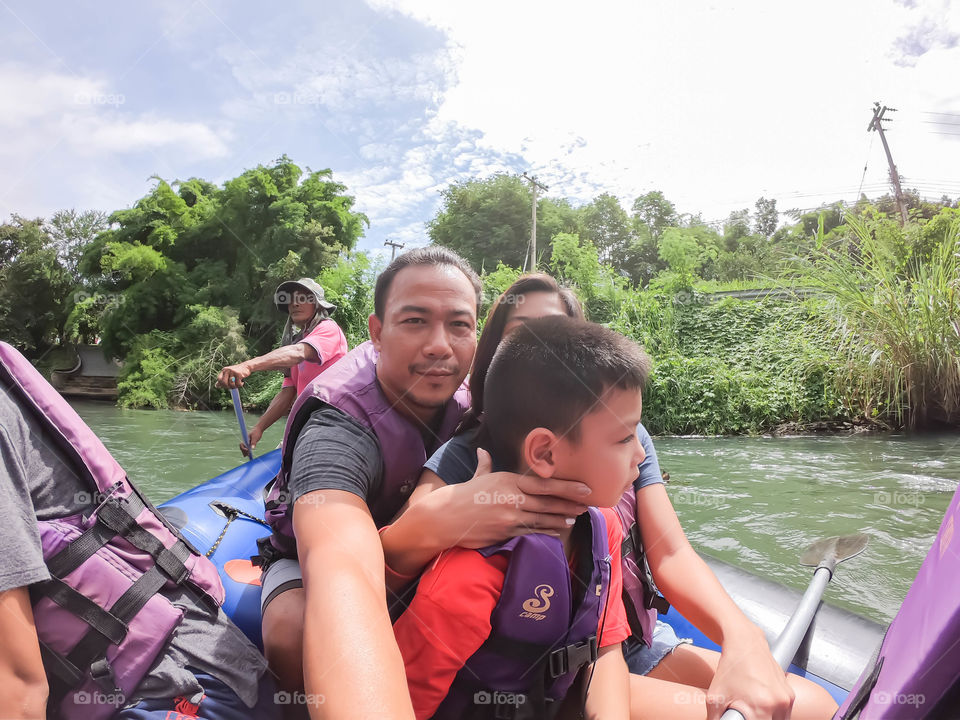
[217,278,348,456]
[257,247,480,718]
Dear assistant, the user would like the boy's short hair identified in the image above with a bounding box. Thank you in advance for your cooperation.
[483,316,652,470]
[373,246,482,319]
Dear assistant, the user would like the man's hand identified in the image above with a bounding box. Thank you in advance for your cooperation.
[438,448,592,549]
[217,362,251,388]
[240,425,263,457]
[705,626,795,720]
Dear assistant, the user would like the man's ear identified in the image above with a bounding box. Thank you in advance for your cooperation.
[523,428,560,478]
[368,313,382,350]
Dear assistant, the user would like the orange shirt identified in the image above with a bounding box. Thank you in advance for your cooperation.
[393,507,629,720]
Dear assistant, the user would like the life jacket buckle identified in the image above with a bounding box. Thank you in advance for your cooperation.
[548,635,598,679]
[89,658,121,695]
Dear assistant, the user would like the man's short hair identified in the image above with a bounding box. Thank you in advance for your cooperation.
[373,246,482,319]
[483,316,651,470]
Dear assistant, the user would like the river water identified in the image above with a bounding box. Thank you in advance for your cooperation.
[71,400,959,626]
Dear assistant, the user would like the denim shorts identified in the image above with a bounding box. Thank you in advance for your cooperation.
[622,619,692,676]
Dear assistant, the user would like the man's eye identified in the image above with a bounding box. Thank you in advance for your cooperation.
[619,434,634,444]
[402,317,426,324]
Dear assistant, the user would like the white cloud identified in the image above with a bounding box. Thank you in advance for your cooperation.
[359,0,960,225]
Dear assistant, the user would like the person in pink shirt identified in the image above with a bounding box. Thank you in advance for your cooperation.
[217,277,348,456]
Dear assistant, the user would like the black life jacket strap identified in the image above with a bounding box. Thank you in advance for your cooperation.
[64,564,169,689]
[46,520,115,579]
[97,496,192,585]
[34,578,127,645]
[622,521,670,614]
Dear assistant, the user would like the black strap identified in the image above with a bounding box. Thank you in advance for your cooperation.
[622,521,671,615]
[36,578,127,645]
[98,497,192,585]
[548,635,598,679]
[46,521,114,578]
[65,565,168,679]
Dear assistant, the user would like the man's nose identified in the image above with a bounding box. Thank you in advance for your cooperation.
[422,322,453,357]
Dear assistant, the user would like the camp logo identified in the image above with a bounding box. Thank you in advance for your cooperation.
[519,584,554,621]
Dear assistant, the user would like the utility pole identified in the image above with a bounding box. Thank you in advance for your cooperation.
[521,172,548,270]
[384,239,404,261]
[868,102,909,225]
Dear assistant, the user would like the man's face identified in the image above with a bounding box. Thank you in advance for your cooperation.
[369,264,477,420]
[288,290,317,326]
[552,387,646,508]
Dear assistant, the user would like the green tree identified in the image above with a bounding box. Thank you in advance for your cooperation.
[576,193,632,266]
[0,216,74,355]
[631,191,678,242]
[429,174,532,271]
[754,197,779,238]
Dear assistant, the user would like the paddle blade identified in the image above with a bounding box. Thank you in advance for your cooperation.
[800,533,869,567]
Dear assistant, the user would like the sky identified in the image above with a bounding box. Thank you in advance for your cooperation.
[2,0,959,256]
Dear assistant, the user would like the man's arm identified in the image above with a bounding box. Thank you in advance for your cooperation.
[242,385,295,456]
[294,490,415,720]
[637,483,794,720]
[380,449,590,585]
[217,343,318,387]
[583,643,630,720]
[0,587,49,719]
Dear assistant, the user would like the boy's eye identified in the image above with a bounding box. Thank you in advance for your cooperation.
[619,434,634,444]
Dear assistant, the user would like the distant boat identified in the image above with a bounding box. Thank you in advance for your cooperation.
[51,344,121,400]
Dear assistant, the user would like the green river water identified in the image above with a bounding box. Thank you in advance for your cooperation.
[70,400,959,626]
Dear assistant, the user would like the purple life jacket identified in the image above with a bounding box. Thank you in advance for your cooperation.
[261,341,470,560]
[430,507,611,720]
[836,481,960,719]
[613,487,670,647]
[0,342,225,720]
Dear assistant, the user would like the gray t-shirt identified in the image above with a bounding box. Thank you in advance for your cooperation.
[424,422,665,490]
[0,382,267,707]
[288,405,387,524]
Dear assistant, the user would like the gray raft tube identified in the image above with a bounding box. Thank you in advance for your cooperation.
[665,553,885,698]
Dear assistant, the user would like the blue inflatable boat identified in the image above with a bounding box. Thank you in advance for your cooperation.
[158,451,891,707]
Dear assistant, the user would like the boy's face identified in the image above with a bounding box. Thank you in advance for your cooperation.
[552,387,646,508]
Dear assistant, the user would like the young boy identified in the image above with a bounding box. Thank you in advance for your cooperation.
[393,316,650,720]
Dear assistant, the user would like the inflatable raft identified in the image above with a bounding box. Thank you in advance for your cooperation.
[159,451,893,707]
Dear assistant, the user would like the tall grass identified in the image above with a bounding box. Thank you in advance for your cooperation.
[792,215,960,429]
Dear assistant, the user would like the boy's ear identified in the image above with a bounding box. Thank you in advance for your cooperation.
[523,428,560,478]
[368,313,382,350]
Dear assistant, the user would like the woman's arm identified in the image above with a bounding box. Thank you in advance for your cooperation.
[636,483,794,720]
[242,385,296,455]
[0,587,49,719]
[380,450,592,589]
[217,343,318,388]
[583,644,630,720]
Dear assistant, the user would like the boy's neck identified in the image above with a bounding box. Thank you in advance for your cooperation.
[512,461,580,559]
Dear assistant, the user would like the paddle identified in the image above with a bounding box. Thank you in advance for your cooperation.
[229,387,254,462]
[719,533,869,720]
